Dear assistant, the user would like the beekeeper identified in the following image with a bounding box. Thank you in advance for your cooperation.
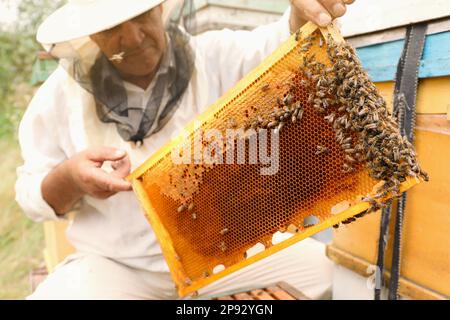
[16,0,355,299]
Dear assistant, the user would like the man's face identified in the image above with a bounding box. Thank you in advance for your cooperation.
[90,5,166,78]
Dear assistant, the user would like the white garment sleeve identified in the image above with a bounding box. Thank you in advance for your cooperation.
[15,68,69,222]
[192,8,292,94]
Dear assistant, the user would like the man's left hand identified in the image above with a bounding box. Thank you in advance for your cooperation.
[290,0,355,32]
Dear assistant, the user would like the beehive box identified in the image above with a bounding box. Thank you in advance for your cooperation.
[325,25,450,299]
[128,22,426,297]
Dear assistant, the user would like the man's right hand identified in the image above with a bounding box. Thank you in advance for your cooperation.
[67,147,132,199]
[42,147,132,215]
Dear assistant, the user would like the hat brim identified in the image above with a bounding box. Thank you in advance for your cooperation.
[37,0,167,45]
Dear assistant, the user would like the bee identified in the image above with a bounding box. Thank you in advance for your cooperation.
[268,121,279,129]
[303,224,314,228]
[228,117,237,129]
[316,145,329,155]
[275,109,284,119]
[393,147,400,162]
[316,91,326,98]
[300,79,309,87]
[342,163,355,173]
[345,148,356,154]
[192,212,197,220]
[337,115,348,127]
[219,241,227,252]
[177,204,187,213]
[358,107,369,116]
[277,97,283,107]
[250,120,259,129]
[188,203,195,212]
[297,109,305,121]
[257,115,264,124]
[374,190,388,199]
[286,81,296,92]
[362,196,376,205]
[332,224,340,229]
[322,98,333,108]
[283,94,294,106]
[344,118,352,130]
[359,88,369,95]
[345,155,357,164]
[283,105,291,113]
[383,157,395,167]
[287,224,299,233]
[305,35,316,42]
[261,83,270,92]
[365,123,378,130]
[300,43,311,52]
[372,112,380,122]
[295,29,302,41]
[420,169,430,181]
[220,228,229,235]
[202,271,210,278]
[313,103,324,114]
[324,113,335,124]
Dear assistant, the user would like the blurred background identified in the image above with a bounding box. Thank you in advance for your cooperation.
[0,0,65,299]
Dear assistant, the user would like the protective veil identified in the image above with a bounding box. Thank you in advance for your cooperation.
[46,0,196,143]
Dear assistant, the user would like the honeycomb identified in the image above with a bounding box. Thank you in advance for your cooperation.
[128,22,425,297]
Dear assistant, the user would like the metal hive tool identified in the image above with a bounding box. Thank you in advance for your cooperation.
[128,22,427,297]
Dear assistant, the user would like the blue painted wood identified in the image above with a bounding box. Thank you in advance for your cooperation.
[356,31,450,82]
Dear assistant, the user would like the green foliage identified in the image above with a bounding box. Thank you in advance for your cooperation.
[0,1,65,299]
[0,0,64,138]
[0,138,45,299]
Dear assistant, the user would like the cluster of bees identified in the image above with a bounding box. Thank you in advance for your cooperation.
[246,94,305,134]
[296,31,428,225]
[174,31,430,281]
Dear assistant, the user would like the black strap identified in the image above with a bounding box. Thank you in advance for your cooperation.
[374,206,392,299]
[374,22,427,300]
[395,23,428,143]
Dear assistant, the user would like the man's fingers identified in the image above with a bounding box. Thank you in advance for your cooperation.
[90,167,132,193]
[319,0,347,18]
[111,156,131,179]
[93,190,116,199]
[86,147,128,163]
[291,0,355,28]
[292,0,332,27]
